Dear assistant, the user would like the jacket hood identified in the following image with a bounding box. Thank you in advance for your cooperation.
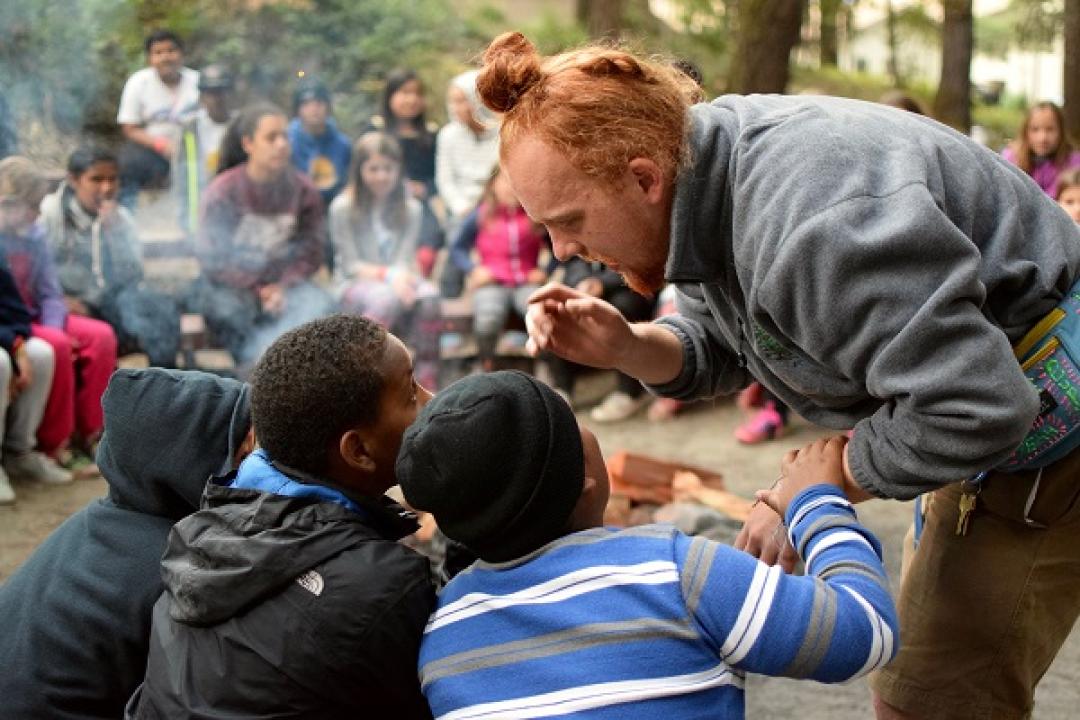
[161,482,417,625]
[98,368,251,519]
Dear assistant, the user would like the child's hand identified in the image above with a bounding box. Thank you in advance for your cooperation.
[526,268,548,285]
[467,266,494,290]
[756,436,847,519]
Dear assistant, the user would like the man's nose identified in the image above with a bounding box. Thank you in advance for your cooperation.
[551,236,582,262]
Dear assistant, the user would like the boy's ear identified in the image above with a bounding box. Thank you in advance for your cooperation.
[339,429,376,474]
[233,427,257,468]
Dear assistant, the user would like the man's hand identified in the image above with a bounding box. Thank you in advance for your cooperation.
[525,283,634,368]
[755,436,848,519]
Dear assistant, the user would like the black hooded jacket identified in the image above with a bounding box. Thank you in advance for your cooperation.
[0,368,251,720]
[126,476,436,719]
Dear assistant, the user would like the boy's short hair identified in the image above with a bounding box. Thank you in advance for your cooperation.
[67,146,118,177]
[397,371,584,562]
[144,29,183,54]
[250,314,388,476]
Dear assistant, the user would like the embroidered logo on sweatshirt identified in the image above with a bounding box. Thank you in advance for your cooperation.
[296,570,325,596]
[752,321,791,361]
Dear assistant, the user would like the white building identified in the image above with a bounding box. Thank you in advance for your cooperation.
[841,0,1065,104]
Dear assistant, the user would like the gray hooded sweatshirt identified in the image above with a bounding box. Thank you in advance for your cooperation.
[650,94,1080,500]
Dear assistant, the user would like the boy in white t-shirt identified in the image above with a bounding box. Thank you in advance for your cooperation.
[116,29,200,207]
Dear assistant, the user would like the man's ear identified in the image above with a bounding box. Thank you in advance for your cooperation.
[339,429,376,474]
[240,134,254,158]
[627,157,665,204]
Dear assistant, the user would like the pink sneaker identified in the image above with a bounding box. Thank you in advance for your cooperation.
[734,404,786,444]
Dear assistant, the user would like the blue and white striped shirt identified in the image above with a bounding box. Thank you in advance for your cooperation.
[418,485,897,719]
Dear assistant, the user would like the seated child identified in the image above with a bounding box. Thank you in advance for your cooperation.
[194,102,334,369]
[330,132,442,389]
[1057,167,1080,224]
[450,166,551,369]
[127,315,436,719]
[0,156,116,464]
[40,146,181,367]
[0,368,254,718]
[397,371,898,719]
[0,253,65,502]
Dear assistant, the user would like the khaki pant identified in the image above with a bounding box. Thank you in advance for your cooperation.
[871,449,1080,719]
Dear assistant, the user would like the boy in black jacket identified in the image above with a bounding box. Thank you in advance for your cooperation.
[0,368,254,718]
[127,314,436,719]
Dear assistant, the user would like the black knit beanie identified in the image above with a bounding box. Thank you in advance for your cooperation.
[396,371,584,562]
[292,77,331,115]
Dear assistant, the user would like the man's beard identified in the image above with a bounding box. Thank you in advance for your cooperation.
[618,264,665,299]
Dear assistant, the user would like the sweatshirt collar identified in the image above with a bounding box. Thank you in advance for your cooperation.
[664,103,736,285]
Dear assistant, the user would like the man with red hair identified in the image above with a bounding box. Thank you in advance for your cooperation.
[478,30,1080,720]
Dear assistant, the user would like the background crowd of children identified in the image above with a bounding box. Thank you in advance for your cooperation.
[0,26,1077,508]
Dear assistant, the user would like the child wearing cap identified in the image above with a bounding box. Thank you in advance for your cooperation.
[397,371,898,719]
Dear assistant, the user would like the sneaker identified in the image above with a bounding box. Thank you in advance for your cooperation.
[590,391,649,423]
[733,404,786,444]
[0,467,14,504]
[5,451,74,485]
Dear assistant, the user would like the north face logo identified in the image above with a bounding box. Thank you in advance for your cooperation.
[295,570,324,596]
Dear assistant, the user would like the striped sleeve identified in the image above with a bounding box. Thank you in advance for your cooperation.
[677,484,897,683]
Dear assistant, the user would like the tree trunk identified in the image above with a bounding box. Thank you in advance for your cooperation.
[933,0,973,132]
[885,0,901,86]
[577,0,627,39]
[727,0,804,94]
[1066,0,1080,144]
[819,0,840,67]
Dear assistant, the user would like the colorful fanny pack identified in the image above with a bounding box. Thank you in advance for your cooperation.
[1000,281,1080,471]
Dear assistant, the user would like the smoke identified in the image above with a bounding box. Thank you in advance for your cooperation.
[240,282,337,369]
[0,0,127,163]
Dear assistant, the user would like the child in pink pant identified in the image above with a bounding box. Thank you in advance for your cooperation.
[0,157,117,455]
[31,319,116,454]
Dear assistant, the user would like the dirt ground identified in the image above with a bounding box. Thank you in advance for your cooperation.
[1,376,1077,718]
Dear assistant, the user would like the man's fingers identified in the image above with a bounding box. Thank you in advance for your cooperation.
[526,282,585,305]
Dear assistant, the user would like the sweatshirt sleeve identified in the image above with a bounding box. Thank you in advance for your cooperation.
[678,485,897,683]
[436,127,471,218]
[276,179,325,286]
[328,196,361,284]
[196,177,252,288]
[757,184,1038,499]
[33,234,68,329]
[644,282,751,400]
